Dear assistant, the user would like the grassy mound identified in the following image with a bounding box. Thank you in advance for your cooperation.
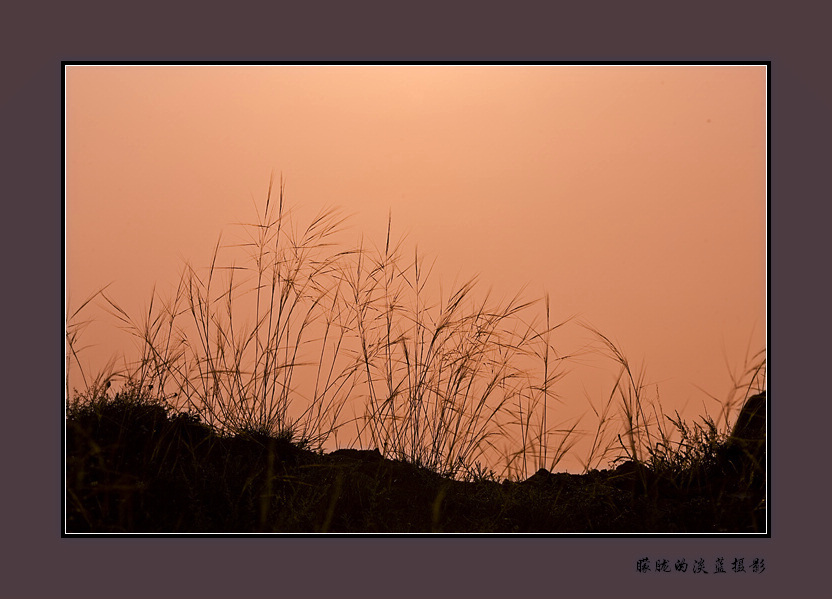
[65,186,766,534]
[66,388,765,534]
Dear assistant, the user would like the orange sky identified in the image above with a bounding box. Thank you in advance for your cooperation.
[65,64,766,473]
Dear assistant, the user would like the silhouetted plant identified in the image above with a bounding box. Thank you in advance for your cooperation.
[341,213,574,479]
[65,177,764,493]
[87,176,361,451]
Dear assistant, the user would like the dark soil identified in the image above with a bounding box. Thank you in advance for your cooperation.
[65,397,766,534]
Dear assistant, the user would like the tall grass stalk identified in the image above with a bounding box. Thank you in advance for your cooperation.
[500,293,579,479]
[582,322,663,465]
[696,336,766,434]
[65,284,131,409]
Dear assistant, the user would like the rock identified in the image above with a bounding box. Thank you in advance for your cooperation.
[330,448,383,462]
[730,391,766,443]
[725,391,766,478]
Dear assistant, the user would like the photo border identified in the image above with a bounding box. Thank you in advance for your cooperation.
[10,1,829,597]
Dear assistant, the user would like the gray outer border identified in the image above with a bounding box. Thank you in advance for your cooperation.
[7,1,828,597]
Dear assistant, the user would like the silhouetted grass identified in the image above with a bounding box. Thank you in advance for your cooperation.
[65,179,766,533]
[67,178,580,480]
[340,212,574,479]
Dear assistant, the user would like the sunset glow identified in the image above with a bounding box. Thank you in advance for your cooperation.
[65,64,766,475]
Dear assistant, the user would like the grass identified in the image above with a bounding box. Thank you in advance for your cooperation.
[342,213,573,478]
[92,175,361,449]
[65,179,766,533]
